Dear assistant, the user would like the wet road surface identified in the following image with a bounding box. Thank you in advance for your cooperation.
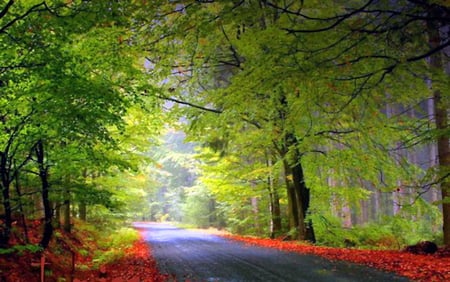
[135,222,410,282]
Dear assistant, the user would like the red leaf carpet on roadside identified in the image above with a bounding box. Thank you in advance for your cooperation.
[223,235,450,282]
[74,234,168,282]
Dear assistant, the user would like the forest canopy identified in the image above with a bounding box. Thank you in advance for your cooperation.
[0,0,449,252]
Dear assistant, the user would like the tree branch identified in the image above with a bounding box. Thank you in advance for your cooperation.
[0,0,14,20]
[282,0,375,33]
[0,2,47,34]
[155,94,223,114]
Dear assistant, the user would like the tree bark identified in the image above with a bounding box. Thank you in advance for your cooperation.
[267,156,282,238]
[290,151,316,243]
[0,152,12,247]
[268,184,282,238]
[283,160,300,238]
[63,185,71,233]
[427,8,450,245]
[14,172,29,243]
[36,140,53,249]
[79,169,88,221]
[282,145,315,242]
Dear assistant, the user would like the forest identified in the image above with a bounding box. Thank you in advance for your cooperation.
[0,0,449,280]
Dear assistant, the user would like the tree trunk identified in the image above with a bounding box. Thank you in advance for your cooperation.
[290,152,316,243]
[79,169,88,221]
[54,202,61,228]
[427,9,450,245]
[0,188,12,247]
[36,140,53,249]
[14,173,29,243]
[267,156,282,238]
[63,185,71,233]
[282,149,315,242]
[251,197,260,233]
[0,152,12,247]
[283,160,300,238]
[268,185,282,238]
[79,202,87,221]
[270,187,282,237]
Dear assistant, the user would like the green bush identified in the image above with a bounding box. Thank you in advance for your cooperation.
[312,214,352,247]
[93,248,125,267]
[90,227,139,267]
[0,244,43,255]
[98,227,139,250]
[312,213,440,249]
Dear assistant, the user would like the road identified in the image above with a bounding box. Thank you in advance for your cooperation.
[135,222,410,282]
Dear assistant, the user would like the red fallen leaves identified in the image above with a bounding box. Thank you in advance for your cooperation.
[0,231,168,282]
[223,235,450,282]
[75,236,168,282]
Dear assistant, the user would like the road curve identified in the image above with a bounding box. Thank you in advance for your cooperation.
[134,222,410,282]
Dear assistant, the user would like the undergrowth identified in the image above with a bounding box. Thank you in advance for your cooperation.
[73,220,140,269]
[313,214,441,249]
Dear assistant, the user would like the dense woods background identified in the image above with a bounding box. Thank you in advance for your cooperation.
[0,0,449,260]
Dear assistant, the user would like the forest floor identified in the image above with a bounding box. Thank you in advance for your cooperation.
[0,222,450,281]
[0,220,168,282]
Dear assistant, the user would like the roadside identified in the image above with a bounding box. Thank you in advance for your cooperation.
[3,221,449,281]
[221,234,450,281]
[73,236,168,282]
[158,222,450,281]
[140,222,410,282]
[0,220,168,282]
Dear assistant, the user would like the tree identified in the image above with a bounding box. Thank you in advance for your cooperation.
[139,0,445,243]
[426,3,450,245]
[0,0,162,247]
[263,0,450,244]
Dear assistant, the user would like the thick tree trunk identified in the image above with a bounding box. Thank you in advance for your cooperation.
[282,150,315,242]
[290,153,316,243]
[0,153,12,247]
[267,156,282,238]
[434,87,450,245]
[427,10,450,245]
[268,185,282,238]
[283,160,300,238]
[36,140,53,249]
[14,174,29,243]
[0,185,11,247]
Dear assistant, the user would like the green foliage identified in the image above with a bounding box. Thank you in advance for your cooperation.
[138,0,444,243]
[0,0,444,250]
[78,249,89,257]
[92,227,139,267]
[0,244,43,255]
[93,249,126,268]
[312,215,352,248]
[313,213,441,249]
[182,185,213,228]
[105,227,140,250]
[0,0,163,252]
[72,221,140,268]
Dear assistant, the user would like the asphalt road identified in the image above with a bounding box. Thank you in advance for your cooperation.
[135,222,410,282]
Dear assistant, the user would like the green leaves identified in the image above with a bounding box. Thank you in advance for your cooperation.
[136,0,446,238]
